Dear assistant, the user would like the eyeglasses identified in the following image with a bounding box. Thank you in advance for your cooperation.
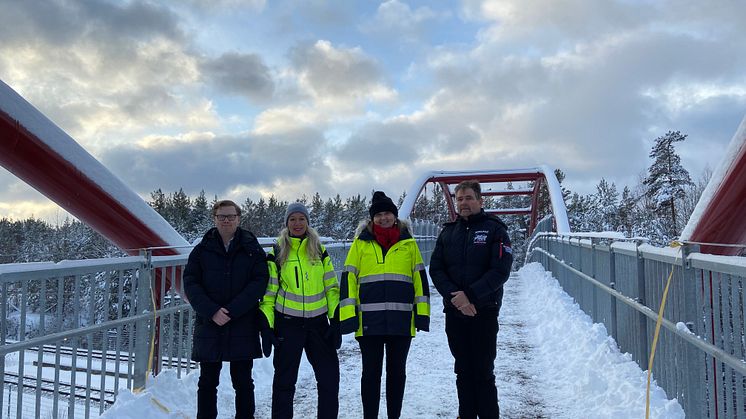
[215,214,238,221]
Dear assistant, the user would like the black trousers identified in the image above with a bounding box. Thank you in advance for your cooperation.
[356,335,412,419]
[445,310,500,419]
[272,314,340,419]
[197,360,254,419]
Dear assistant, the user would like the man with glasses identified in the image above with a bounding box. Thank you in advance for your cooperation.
[184,200,269,419]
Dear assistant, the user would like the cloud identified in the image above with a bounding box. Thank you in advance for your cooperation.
[0,1,185,47]
[402,0,746,195]
[336,121,421,167]
[201,52,275,102]
[289,40,392,101]
[99,129,333,199]
[249,40,397,135]
[360,0,447,43]
[0,169,73,222]
[0,1,213,151]
[3,0,746,225]
[184,0,266,12]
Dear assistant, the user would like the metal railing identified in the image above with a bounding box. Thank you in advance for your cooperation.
[0,253,194,419]
[526,228,746,418]
[1,222,438,419]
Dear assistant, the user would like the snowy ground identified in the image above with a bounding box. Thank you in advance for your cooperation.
[100,263,685,418]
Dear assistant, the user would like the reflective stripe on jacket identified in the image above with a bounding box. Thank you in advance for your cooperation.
[260,237,339,328]
[339,224,430,337]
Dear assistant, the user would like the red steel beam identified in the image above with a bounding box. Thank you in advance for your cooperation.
[688,136,746,255]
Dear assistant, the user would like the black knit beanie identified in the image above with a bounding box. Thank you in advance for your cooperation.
[369,191,398,219]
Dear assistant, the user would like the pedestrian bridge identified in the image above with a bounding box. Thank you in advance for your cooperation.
[3,222,746,418]
[3,74,746,419]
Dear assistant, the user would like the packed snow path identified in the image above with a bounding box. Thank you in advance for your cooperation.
[102,264,684,418]
[252,273,545,418]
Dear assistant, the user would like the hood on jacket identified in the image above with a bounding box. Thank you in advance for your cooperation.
[355,218,412,240]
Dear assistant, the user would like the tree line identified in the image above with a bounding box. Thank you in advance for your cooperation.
[0,130,708,263]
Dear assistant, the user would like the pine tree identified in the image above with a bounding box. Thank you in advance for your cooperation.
[19,218,54,262]
[344,194,368,239]
[241,197,257,232]
[413,192,431,221]
[253,198,270,237]
[643,131,693,238]
[566,192,592,232]
[324,195,345,239]
[677,167,712,233]
[617,186,636,237]
[149,189,167,214]
[191,190,212,240]
[589,178,619,232]
[169,188,192,236]
[430,183,450,223]
[397,191,406,208]
[310,193,325,232]
[0,218,21,263]
[267,195,288,236]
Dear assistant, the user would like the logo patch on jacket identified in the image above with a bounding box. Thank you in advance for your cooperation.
[473,230,489,244]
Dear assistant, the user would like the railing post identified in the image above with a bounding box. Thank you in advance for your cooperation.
[609,245,618,341]
[591,238,598,321]
[681,243,704,417]
[636,240,649,366]
[133,249,153,391]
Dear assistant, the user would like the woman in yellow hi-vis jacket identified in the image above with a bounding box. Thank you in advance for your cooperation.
[339,191,430,419]
[259,202,341,419]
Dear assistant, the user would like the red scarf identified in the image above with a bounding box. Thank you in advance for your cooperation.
[373,224,400,250]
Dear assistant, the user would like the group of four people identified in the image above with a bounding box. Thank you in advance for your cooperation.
[183,180,513,419]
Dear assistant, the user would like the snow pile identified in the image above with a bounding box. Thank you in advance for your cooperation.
[520,262,684,418]
[100,359,275,418]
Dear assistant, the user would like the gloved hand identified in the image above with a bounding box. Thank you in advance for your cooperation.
[325,308,342,350]
[260,328,277,357]
[256,313,276,357]
[415,314,429,332]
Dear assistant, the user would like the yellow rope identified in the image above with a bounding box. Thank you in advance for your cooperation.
[146,280,158,387]
[151,396,171,413]
[644,241,683,418]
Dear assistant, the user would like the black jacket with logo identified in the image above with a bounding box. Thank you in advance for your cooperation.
[183,227,269,362]
[428,210,513,315]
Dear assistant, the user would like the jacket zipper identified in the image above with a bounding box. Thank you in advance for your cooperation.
[297,238,306,316]
[463,225,470,260]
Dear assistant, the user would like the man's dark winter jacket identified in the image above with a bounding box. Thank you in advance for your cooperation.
[428,210,513,315]
[184,227,269,362]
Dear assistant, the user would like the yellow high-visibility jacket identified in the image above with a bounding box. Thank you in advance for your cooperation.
[260,237,339,328]
[339,223,430,337]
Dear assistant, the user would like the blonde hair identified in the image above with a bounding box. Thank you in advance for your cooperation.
[275,225,322,267]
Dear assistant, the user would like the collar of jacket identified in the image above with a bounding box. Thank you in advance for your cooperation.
[201,227,254,252]
[288,235,306,250]
[358,224,412,242]
[443,209,488,226]
[446,209,506,229]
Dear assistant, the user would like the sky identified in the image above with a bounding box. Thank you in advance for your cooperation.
[1,0,745,222]
[94,264,685,418]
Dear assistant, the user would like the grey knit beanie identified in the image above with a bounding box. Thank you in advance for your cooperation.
[285,202,310,225]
